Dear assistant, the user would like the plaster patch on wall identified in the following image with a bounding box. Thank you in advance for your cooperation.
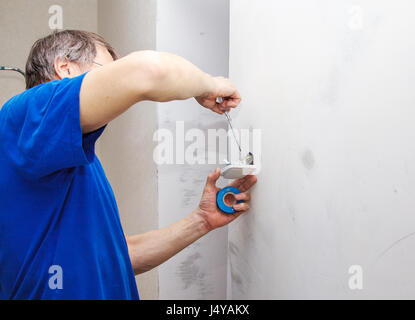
[228,241,239,256]
[321,67,340,107]
[301,149,315,170]
[288,203,297,223]
[228,242,246,295]
[175,251,214,298]
[176,252,202,289]
[182,188,199,207]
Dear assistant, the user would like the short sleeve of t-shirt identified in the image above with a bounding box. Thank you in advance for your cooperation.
[0,73,105,179]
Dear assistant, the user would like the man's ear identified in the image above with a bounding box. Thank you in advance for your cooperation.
[54,57,71,80]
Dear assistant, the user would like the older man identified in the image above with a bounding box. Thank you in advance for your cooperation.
[0,30,256,299]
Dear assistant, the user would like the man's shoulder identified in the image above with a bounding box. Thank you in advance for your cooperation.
[1,80,62,116]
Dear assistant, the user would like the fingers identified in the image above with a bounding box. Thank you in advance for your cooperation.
[217,95,241,112]
[230,174,251,189]
[234,192,251,201]
[233,202,250,212]
[220,98,238,108]
[231,193,251,212]
[218,104,230,113]
[230,175,258,192]
[205,167,221,188]
[213,100,230,113]
[213,77,242,112]
[226,90,242,108]
[238,175,257,192]
[213,104,225,114]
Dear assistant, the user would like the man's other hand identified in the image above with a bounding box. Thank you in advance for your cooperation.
[195,168,257,232]
[195,77,242,114]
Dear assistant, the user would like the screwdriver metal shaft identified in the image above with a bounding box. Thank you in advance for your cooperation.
[224,111,242,154]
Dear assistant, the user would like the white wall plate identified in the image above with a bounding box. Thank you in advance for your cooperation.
[220,164,257,179]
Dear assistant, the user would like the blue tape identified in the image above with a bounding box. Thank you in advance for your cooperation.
[216,186,243,214]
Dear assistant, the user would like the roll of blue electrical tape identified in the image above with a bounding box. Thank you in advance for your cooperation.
[216,186,243,214]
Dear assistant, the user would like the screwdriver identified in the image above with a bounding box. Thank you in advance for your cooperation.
[216,97,242,154]
[217,98,254,166]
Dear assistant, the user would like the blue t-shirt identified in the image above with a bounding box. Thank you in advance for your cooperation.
[0,73,139,300]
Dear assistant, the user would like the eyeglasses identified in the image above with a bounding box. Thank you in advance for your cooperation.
[93,61,103,66]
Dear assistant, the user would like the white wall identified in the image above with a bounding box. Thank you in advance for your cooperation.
[156,0,231,299]
[97,0,159,300]
[228,0,415,299]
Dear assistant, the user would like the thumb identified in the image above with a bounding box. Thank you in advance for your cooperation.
[205,168,221,188]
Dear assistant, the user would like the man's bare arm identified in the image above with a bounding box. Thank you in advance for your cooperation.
[126,210,209,275]
[79,51,240,133]
[126,169,257,275]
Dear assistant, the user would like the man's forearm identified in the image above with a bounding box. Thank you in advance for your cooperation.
[126,209,210,275]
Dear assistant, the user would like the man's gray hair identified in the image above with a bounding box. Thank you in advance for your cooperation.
[25,30,118,89]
